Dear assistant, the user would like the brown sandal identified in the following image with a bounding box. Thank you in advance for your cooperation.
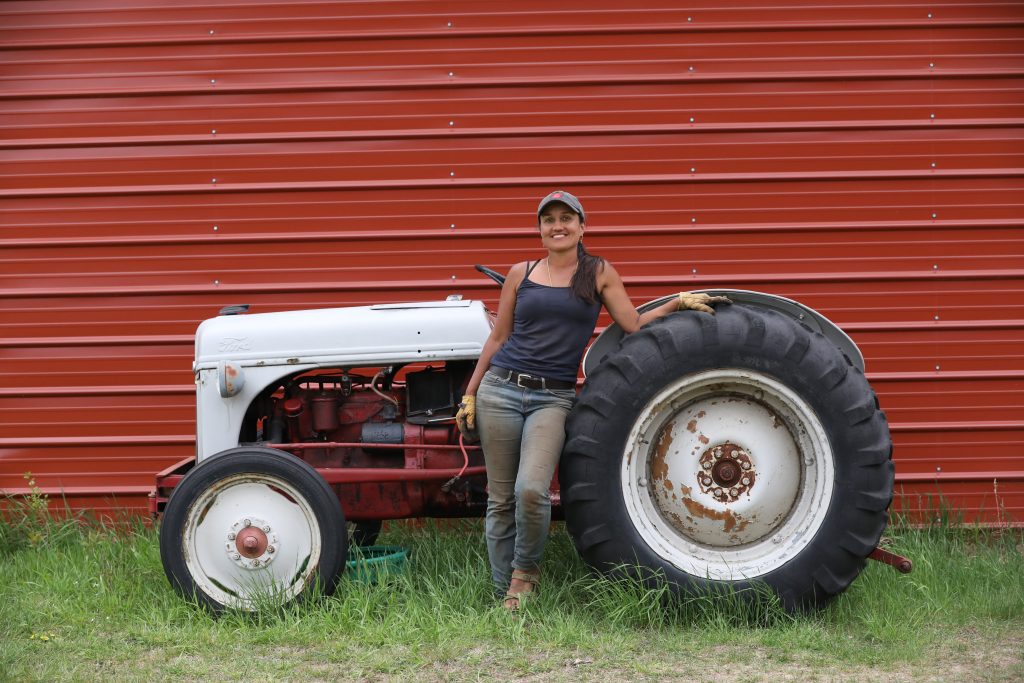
[503,570,540,612]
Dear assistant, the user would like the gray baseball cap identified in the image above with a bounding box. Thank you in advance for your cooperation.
[537,190,586,223]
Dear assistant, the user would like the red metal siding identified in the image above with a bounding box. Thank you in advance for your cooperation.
[1,1,1022,523]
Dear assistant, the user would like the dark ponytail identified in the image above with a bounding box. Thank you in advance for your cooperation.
[571,239,604,305]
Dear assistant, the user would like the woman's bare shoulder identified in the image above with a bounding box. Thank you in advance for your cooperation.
[505,260,531,285]
[596,258,621,286]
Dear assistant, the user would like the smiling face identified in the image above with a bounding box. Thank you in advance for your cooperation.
[538,201,584,254]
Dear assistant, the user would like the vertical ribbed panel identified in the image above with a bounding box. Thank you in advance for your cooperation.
[1,1,1022,522]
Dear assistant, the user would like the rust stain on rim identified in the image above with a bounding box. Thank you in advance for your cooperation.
[650,419,674,483]
[681,495,751,534]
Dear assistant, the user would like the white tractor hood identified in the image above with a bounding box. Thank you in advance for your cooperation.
[194,299,492,371]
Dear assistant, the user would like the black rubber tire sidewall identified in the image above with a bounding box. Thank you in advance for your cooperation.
[561,305,894,610]
[159,447,347,612]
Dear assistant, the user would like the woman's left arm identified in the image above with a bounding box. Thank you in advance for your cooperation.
[598,262,730,334]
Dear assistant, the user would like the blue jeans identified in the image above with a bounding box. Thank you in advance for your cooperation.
[475,369,576,594]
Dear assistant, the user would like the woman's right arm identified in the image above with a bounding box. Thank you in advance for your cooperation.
[464,261,525,397]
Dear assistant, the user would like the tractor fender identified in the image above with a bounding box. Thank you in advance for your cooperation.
[583,289,864,377]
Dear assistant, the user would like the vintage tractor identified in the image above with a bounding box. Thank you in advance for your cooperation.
[153,268,901,612]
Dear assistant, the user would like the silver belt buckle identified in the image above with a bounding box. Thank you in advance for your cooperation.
[516,373,534,388]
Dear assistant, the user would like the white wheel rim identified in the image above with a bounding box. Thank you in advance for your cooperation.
[183,473,323,609]
[620,369,834,580]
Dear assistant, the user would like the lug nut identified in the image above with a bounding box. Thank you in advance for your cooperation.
[730,488,739,496]
[263,525,271,533]
[227,532,236,540]
[251,559,260,567]
[701,477,712,486]
[232,553,240,560]
[741,477,750,486]
[742,462,751,470]
[267,546,275,554]
[702,461,712,469]
[714,488,724,497]
[243,519,251,527]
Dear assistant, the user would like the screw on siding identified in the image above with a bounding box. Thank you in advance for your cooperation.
[692,268,698,273]
[928,13,933,19]
[690,117,696,122]
[936,364,941,370]
[932,213,938,218]
[930,113,936,119]
[449,121,455,126]
[687,17,693,22]
[929,63,934,68]
[450,171,455,176]
[211,178,217,183]
[211,129,217,135]
[450,223,456,229]
[214,280,220,285]
[937,466,942,472]
[933,264,939,270]
[690,167,696,172]
[688,66,694,72]
[448,71,454,77]
[934,315,940,320]
[447,21,453,27]
[931,162,936,168]
[691,218,697,223]
[213,225,219,231]
[209,30,215,35]
[210,79,216,84]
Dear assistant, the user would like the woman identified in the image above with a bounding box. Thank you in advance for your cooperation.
[456,190,729,610]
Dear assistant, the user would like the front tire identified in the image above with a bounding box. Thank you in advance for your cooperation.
[160,447,346,612]
[561,305,893,610]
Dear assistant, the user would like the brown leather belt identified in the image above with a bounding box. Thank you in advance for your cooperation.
[488,365,576,391]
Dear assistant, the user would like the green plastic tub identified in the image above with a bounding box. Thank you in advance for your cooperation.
[345,545,409,584]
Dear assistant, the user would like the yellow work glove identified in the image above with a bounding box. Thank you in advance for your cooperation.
[677,292,732,314]
[455,395,476,434]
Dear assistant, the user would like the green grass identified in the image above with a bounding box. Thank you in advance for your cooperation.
[1,502,1022,682]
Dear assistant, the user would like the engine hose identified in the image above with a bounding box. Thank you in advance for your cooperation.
[441,432,471,493]
[370,370,400,406]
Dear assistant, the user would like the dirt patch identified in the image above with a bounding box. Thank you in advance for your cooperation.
[399,628,1024,683]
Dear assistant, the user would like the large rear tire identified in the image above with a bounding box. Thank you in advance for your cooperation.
[160,447,347,612]
[561,305,893,610]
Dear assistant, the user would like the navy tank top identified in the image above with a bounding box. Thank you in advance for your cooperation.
[491,262,602,383]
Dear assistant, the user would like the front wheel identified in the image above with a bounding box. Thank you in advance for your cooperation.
[159,447,346,612]
[561,305,893,611]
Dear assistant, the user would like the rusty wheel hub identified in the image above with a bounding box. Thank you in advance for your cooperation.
[235,527,268,558]
[224,516,280,569]
[697,442,755,502]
